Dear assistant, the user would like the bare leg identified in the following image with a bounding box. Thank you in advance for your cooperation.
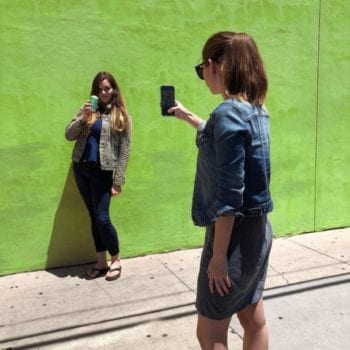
[110,254,120,268]
[237,298,268,350]
[197,313,232,350]
[105,254,121,281]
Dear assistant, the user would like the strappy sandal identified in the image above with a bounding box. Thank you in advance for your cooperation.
[86,267,109,279]
[105,265,122,281]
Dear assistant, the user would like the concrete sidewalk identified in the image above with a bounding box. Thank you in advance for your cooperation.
[1,228,349,350]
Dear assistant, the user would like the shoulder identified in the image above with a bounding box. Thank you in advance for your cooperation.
[209,100,249,134]
[213,99,258,117]
[211,99,269,125]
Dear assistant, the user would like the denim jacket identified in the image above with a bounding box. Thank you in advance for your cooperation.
[65,111,131,186]
[192,98,273,227]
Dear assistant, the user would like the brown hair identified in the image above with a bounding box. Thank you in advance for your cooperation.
[87,71,131,133]
[202,32,268,105]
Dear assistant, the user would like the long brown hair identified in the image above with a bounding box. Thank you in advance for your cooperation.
[87,72,131,133]
[202,32,268,105]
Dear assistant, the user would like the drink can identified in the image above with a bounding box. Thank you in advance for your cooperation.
[90,95,98,112]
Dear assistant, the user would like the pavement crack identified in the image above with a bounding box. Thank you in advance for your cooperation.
[229,326,243,340]
[269,265,289,285]
[281,274,289,284]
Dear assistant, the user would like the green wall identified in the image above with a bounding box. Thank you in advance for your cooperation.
[0,0,349,275]
[316,0,350,230]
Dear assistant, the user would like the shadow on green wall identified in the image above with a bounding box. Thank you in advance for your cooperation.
[46,164,96,271]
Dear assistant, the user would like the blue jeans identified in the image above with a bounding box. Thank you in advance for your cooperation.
[73,162,119,256]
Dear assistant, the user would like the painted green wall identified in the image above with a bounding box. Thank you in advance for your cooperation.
[0,0,349,275]
[315,0,350,230]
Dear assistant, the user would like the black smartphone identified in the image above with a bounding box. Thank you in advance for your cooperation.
[160,85,175,116]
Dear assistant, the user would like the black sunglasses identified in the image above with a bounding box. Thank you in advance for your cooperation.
[195,49,224,80]
[195,62,205,80]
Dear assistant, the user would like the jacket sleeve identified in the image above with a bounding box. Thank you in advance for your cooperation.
[65,110,86,141]
[207,108,246,221]
[113,129,131,186]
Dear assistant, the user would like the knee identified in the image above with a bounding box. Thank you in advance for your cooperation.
[196,327,227,350]
[95,213,111,227]
[237,312,266,334]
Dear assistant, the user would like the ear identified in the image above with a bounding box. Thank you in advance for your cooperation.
[207,59,218,74]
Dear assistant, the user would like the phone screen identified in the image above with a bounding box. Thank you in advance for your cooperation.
[160,86,175,116]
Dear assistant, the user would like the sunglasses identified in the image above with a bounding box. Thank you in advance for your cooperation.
[195,62,205,80]
[98,87,113,94]
[195,49,224,80]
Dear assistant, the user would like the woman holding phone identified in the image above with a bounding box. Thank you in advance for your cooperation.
[169,32,273,349]
[65,71,131,281]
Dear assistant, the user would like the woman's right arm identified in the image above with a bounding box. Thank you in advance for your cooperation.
[168,101,205,130]
[65,102,91,141]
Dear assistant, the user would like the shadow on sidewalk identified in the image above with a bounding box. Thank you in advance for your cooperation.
[1,273,349,349]
[0,299,196,348]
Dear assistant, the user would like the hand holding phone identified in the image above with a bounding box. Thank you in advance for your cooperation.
[160,85,175,116]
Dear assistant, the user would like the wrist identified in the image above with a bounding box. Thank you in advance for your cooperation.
[197,120,206,130]
[212,251,227,259]
[183,112,193,123]
[185,113,204,129]
[79,117,87,125]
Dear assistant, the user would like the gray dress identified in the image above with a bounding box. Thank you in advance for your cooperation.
[196,215,273,320]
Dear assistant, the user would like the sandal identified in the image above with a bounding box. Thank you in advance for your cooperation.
[105,265,122,281]
[86,266,109,279]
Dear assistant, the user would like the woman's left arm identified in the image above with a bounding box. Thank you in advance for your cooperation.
[207,109,247,295]
[111,131,131,195]
[208,216,235,296]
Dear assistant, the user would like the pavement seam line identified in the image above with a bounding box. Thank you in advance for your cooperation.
[92,279,116,302]
[156,258,197,294]
[287,238,348,264]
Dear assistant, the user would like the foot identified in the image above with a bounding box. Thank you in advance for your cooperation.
[86,265,109,279]
[105,260,122,281]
